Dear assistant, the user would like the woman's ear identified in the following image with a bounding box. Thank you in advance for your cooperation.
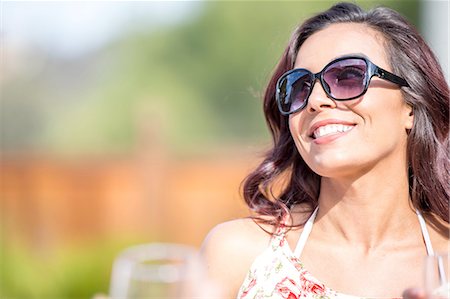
[404,104,414,130]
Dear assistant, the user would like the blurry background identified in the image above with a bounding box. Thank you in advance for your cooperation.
[0,1,448,298]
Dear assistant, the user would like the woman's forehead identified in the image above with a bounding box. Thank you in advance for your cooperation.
[294,23,389,72]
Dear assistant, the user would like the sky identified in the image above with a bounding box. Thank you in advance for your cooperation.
[1,1,204,58]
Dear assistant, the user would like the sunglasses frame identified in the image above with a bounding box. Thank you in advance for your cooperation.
[276,55,410,115]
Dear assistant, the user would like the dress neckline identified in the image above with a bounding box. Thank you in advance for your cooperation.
[277,207,436,298]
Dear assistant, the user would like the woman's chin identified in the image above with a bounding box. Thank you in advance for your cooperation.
[307,159,368,179]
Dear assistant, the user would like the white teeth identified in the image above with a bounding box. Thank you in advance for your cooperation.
[313,124,353,139]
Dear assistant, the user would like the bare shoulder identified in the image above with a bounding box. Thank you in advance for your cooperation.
[199,205,313,297]
[200,217,273,297]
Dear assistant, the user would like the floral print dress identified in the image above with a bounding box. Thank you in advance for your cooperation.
[237,208,434,299]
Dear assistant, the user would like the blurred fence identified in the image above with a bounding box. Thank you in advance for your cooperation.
[0,148,255,250]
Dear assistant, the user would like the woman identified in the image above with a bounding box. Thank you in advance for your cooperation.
[201,2,449,298]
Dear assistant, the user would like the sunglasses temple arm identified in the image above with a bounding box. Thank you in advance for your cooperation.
[375,67,410,87]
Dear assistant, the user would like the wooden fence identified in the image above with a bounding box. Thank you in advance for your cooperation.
[0,150,258,250]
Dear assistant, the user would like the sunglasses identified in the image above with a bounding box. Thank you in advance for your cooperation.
[276,55,410,115]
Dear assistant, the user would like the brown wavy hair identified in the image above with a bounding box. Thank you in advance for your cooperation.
[242,2,449,228]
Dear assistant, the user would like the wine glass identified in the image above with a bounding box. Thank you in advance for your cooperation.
[424,252,449,299]
[109,243,210,298]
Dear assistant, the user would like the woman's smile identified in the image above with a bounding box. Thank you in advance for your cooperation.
[307,119,356,144]
[312,124,354,139]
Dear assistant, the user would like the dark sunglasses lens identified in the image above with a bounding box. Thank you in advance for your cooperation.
[323,58,367,99]
[278,70,312,114]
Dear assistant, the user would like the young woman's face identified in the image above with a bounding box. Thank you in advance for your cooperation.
[289,23,413,178]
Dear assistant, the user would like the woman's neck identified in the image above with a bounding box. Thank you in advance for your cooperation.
[315,170,418,253]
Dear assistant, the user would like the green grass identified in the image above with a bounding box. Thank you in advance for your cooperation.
[0,237,150,299]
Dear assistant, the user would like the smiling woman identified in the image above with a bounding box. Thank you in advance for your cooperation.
[201,2,449,298]
[289,23,414,179]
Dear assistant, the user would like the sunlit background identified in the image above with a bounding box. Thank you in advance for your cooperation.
[1,1,448,298]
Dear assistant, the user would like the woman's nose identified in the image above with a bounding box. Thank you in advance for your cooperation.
[305,81,337,113]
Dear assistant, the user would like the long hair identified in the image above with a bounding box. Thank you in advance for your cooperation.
[242,2,449,228]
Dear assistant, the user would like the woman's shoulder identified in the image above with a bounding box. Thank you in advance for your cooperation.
[200,217,274,297]
[200,217,274,267]
[201,204,313,256]
[199,206,313,296]
[203,217,271,241]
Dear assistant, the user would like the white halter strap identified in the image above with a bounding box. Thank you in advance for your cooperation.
[293,207,318,257]
[416,209,435,256]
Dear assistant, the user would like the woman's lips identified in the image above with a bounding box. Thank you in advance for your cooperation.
[307,119,356,144]
[313,123,354,139]
[308,119,356,137]
[312,126,355,144]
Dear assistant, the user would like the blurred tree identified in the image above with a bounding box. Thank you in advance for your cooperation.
[1,1,420,155]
